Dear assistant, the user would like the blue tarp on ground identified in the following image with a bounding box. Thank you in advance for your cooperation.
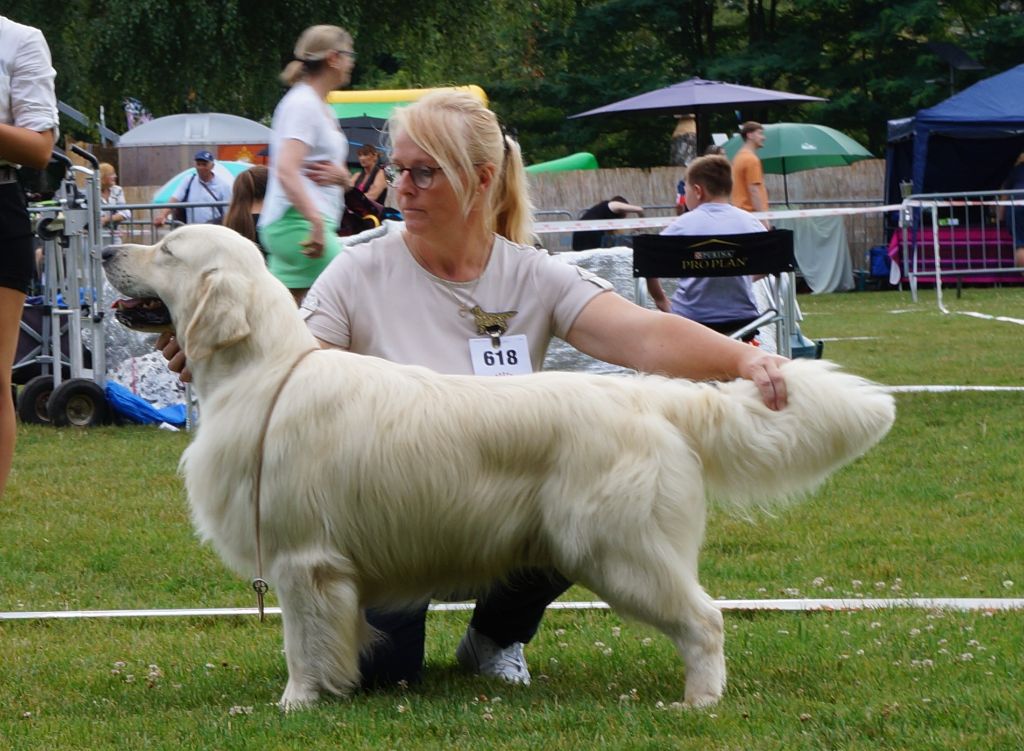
[105,382,186,427]
[885,64,1024,203]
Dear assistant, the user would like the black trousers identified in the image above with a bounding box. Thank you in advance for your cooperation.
[0,183,35,293]
[359,568,571,688]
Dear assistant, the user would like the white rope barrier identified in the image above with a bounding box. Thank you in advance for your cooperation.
[884,385,1024,393]
[533,204,902,235]
[3,597,1023,622]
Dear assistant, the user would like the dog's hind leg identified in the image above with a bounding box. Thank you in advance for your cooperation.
[273,550,366,711]
[571,484,726,710]
[583,546,726,707]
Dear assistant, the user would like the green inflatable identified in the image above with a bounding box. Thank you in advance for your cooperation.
[525,152,599,174]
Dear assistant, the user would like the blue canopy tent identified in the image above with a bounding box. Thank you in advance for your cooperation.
[885,64,1024,206]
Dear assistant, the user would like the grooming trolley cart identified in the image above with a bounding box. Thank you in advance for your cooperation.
[16,147,110,426]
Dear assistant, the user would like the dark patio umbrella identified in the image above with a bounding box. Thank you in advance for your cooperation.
[569,77,826,150]
[337,116,389,152]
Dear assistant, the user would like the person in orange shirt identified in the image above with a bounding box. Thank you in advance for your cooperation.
[731,121,771,229]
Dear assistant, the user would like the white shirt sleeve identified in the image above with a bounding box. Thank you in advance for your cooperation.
[9,24,59,134]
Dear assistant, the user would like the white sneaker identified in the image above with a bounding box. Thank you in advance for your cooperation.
[456,626,531,686]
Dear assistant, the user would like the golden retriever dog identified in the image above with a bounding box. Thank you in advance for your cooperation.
[102,224,895,710]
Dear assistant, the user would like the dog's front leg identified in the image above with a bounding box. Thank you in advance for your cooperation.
[273,551,364,711]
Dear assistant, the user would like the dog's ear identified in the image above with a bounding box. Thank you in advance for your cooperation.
[183,269,251,361]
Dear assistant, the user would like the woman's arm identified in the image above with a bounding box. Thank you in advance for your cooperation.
[276,138,329,256]
[365,167,387,202]
[566,291,788,410]
[0,125,54,169]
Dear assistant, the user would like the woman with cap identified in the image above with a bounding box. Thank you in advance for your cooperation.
[0,15,58,497]
[258,24,356,304]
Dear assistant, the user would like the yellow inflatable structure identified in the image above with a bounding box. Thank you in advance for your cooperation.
[328,85,488,119]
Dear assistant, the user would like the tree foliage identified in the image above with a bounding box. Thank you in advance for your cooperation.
[10,0,1023,167]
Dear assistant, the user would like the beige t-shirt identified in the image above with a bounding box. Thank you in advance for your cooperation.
[301,231,612,375]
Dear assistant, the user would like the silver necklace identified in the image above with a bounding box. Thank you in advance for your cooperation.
[408,238,518,343]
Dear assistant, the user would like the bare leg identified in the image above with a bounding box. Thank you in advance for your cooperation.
[0,287,27,498]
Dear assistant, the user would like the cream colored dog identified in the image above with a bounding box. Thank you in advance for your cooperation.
[102,225,895,710]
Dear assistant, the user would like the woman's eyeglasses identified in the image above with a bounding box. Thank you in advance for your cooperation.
[384,164,443,190]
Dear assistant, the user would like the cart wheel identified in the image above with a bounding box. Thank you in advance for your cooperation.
[17,375,55,424]
[47,379,109,427]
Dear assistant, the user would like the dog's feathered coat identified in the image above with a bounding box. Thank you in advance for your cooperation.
[102,224,895,710]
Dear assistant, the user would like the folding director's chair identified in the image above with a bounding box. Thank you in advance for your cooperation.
[632,229,802,358]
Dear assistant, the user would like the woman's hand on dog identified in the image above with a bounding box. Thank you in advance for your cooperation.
[156,331,192,383]
[737,350,788,411]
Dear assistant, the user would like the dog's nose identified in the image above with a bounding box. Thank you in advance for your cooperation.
[100,245,119,263]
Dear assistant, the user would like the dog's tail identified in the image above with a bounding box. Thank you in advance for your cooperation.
[662,359,895,512]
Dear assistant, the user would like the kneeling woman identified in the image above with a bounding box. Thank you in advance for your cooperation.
[259,24,356,304]
[300,89,791,688]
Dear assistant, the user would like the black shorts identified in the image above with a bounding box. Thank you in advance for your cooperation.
[0,183,35,293]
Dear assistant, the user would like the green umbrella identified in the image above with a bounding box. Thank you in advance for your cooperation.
[722,122,873,205]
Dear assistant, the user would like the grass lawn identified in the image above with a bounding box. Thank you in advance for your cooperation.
[2,285,1023,749]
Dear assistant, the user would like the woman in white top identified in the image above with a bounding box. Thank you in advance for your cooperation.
[98,162,130,244]
[0,16,58,497]
[258,24,355,304]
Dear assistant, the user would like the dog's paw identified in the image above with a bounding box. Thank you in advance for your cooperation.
[683,690,722,709]
[279,681,320,712]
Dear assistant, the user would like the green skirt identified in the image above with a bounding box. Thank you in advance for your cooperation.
[258,207,342,289]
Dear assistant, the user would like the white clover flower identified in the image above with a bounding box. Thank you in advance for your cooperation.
[611,627,621,637]
[870,622,882,629]
[812,577,825,587]
[959,653,974,662]
[851,579,863,589]
[909,628,921,636]
[228,705,253,716]
[784,588,800,596]
[1003,580,1014,589]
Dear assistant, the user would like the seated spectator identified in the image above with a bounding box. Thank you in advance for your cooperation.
[223,165,268,256]
[571,196,644,250]
[98,162,130,244]
[645,155,765,341]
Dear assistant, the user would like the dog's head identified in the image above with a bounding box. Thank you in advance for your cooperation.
[102,225,266,361]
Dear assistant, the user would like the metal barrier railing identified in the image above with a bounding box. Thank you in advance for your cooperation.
[897,189,1024,308]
